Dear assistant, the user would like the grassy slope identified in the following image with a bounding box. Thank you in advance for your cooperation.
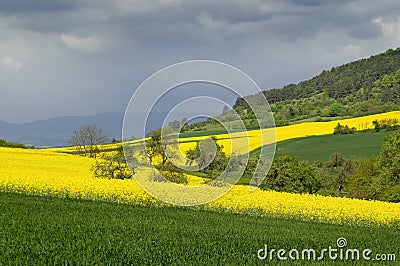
[251,131,392,162]
[1,192,399,265]
[181,130,391,184]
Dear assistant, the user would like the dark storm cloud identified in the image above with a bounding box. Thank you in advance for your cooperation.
[0,1,391,44]
[0,0,82,13]
[1,0,400,123]
[286,0,353,7]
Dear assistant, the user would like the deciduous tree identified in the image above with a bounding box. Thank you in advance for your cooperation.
[69,124,107,158]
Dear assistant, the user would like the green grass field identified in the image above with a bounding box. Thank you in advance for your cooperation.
[1,192,398,265]
[269,131,392,162]
[182,129,391,163]
[183,131,392,185]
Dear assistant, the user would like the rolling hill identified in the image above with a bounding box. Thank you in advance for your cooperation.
[185,47,400,132]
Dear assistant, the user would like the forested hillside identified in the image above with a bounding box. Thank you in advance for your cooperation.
[231,48,400,126]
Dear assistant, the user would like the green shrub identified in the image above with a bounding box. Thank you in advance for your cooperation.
[347,158,382,200]
[92,146,134,180]
[333,123,356,135]
[260,155,321,194]
[151,161,188,185]
[0,139,31,149]
[378,129,400,183]
[380,185,400,203]
[185,136,228,179]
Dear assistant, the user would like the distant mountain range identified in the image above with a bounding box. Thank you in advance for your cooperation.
[0,112,213,147]
[0,113,124,147]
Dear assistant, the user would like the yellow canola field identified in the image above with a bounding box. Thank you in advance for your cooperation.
[0,147,153,203]
[48,142,123,153]
[179,111,400,155]
[46,111,400,157]
[2,143,400,226]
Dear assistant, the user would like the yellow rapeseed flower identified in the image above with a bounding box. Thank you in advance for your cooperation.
[2,111,400,226]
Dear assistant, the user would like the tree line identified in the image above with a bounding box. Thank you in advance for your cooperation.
[255,128,400,203]
[0,139,33,149]
[69,120,400,203]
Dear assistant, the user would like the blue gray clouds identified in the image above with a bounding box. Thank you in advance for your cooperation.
[1,0,400,122]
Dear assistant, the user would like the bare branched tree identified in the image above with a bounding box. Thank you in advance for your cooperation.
[69,124,107,158]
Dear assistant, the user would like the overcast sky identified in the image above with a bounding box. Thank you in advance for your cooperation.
[1,0,400,123]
